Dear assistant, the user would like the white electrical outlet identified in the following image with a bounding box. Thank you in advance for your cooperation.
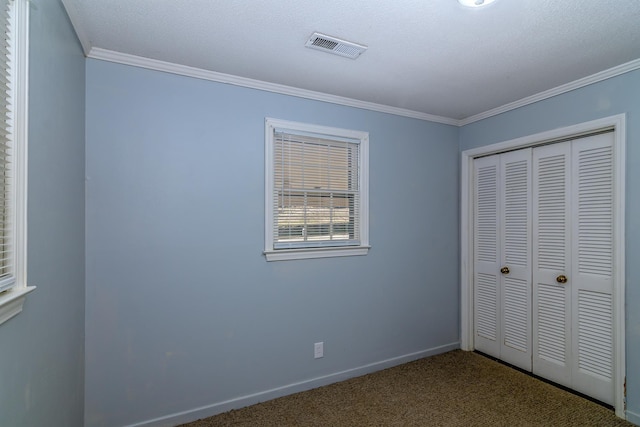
[314,342,324,359]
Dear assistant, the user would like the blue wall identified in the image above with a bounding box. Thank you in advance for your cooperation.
[460,68,640,423]
[84,60,460,426]
[0,0,86,426]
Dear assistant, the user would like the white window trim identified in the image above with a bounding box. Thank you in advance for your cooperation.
[0,0,34,326]
[264,118,370,261]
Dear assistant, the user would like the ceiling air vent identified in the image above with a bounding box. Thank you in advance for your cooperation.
[305,32,367,59]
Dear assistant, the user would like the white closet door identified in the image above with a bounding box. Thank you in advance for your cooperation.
[570,132,615,405]
[473,150,532,369]
[532,133,615,405]
[499,149,532,370]
[533,141,572,387]
[473,155,501,358]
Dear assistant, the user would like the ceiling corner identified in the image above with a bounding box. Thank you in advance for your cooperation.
[61,0,92,56]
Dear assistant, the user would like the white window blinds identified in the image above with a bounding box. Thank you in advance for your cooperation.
[0,0,15,292]
[272,129,361,249]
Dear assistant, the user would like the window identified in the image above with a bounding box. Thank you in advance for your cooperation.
[0,0,32,326]
[265,118,369,261]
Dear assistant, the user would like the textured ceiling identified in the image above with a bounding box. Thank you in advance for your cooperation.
[63,0,640,121]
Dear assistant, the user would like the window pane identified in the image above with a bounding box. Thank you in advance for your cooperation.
[273,129,361,248]
[275,188,359,246]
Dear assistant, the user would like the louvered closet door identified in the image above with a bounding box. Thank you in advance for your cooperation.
[532,133,615,405]
[499,149,532,370]
[473,150,532,370]
[570,132,615,405]
[473,155,501,359]
[533,141,572,387]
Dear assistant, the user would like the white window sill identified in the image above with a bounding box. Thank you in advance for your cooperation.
[0,286,36,326]
[265,246,370,261]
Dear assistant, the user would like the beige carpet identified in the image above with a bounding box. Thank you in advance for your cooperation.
[179,350,634,427]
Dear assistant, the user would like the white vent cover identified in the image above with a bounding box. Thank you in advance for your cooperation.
[305,32,367,59]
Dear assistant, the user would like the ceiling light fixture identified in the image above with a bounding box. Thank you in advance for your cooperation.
[458,0,496,7]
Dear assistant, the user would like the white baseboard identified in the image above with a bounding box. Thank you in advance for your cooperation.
[126,341,460,427]
[626,409,640,425]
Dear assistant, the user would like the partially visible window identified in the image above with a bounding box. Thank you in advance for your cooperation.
[265,118,369,261]
[0,0,32,325]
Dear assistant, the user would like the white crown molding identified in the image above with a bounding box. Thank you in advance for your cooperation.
[460,58,640,126]
[87,47,459,126]
[61,0,92,55]
[87,48,459,126]
[85,48,640,128]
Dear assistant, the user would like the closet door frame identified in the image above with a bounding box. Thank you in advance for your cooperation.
[460,114,626,419]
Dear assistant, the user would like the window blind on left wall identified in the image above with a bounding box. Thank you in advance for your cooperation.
[0,0,15,292]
